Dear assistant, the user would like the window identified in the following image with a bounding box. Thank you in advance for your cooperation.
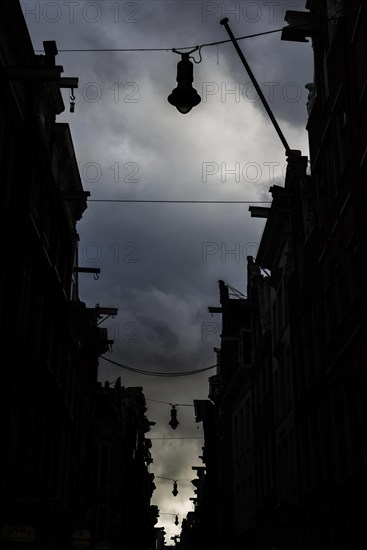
[277,283,284,334]
[318,398,329,481]
[356,378,367,467]
[303,312,314,384]
[18,265,32,340]
[321,52,330,103]
[346,234,358,306]
[300,421,311,493]
[233,414,239,461]
[324,285,335,342]
[268,431,274,490]
[100,445,109,487]
[98,507,107,538]
[274,371,280,422]
[326,137,338,200]
[334,97,348,179]
[245,399,251,443]
[283,436,289,497]
[289,430,295,496]
[285,348,292,409]
[239,407,245,455]
[264,358,270,397]
[353,14,367,103]
[262,438,268,495]
[242,331,252,364]
[272,301,277,346]
[259,368,264,407]
[279,360,286,416]
[326,0,340,42]
[2,119,18,210]
[311,298,321,375]
[254,376,258,416]
[333,266,344,328]
[294,329,305,398]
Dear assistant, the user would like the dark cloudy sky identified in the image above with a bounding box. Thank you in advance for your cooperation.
[23,0,313,539]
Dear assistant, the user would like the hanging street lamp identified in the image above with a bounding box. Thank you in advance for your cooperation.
[172,480,179,497]
[167,49,201,114]
[168,405,180,429]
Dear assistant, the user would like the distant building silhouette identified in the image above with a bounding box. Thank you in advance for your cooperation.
[88,380,157,550]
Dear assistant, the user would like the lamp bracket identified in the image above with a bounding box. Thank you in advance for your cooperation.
[172,46,202,63]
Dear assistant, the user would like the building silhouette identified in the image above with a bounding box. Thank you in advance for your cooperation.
[0,3,158,549]
[88,380,157,550]
[187,2,367,549]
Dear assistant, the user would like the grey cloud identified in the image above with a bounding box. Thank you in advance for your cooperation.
[25,0,310,538]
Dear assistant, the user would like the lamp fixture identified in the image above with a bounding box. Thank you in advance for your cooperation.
[167,48,201,114]
[172,481,178,496]
[168,405,180,429]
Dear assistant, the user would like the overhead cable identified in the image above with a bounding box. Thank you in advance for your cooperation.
[99,355,217,376]
[34,15,348,54]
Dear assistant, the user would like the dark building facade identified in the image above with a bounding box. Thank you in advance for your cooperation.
[0,3,158,550]
[87,380,157,550]
[278,1,367,547]
[0,2,112,547]
[187,2,367,549]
